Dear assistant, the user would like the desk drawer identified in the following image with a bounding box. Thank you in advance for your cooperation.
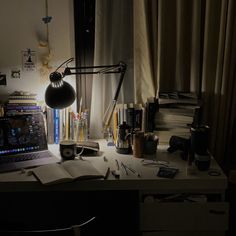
[141,231,225,236]
[140,202,229,231]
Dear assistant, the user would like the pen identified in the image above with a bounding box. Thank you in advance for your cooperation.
[115,159,120,170]
[112,159,120,179]
[121,163,141,178]
[121,162,129,175]
[104,167,110,179]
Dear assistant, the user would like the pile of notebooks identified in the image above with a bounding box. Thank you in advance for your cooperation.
[155,92,200,145]
[4,90,41,116]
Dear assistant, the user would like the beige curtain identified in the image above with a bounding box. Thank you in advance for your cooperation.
[90,0,134,138]
[201,0,236,163]
[134,0,202,104]
[134,0,236,163]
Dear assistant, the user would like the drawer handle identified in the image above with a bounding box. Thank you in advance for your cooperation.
[209,210,226,215]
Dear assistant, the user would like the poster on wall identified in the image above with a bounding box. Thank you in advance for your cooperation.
[22,49,36,71]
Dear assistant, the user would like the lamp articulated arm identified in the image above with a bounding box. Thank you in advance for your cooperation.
[45,58,127,130]
[62,61,126,128]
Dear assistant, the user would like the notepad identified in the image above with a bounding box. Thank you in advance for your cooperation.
[157,167,179,178]
[32,160,104,185]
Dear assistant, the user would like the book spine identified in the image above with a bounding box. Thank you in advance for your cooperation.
[113,109,118,143]
[59,109,64,141]
[126,107,135,129]
[5,105,41,110]
[8,99,37,103]
[65,107,70,140]
[8,97,36,100]
[146,98,158,132]
[46,107,54,144]
[6,102,38,106]
[54,109,60,144]
[134,108,142,130]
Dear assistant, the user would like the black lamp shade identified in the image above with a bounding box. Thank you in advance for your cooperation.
[45,81,76,109]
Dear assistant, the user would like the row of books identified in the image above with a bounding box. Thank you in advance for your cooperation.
[5,90,42,116]
[113,98,159,140]
[154,91,200,145]
[113,103,145,133]
[46,106,89,144]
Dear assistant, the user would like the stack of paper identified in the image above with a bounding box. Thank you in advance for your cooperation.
[155,92,200,145]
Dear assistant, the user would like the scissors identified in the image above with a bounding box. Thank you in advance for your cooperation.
[141,159,169,167]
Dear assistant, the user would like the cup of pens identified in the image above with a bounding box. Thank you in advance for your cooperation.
[143,133,159,156]
[73,111,89,142]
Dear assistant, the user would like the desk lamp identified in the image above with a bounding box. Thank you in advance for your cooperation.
[45,58,127,130]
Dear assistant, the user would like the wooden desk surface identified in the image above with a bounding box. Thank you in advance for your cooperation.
[0,140,227,192]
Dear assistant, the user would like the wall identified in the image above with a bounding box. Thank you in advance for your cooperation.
[0,0,76,108]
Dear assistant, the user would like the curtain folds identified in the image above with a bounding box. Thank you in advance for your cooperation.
[90,0,133,138]
[90,0,236,164]
[134,0,203,103]
[201,0,236,163]
[133,0,157,104]
[133,0,236,163]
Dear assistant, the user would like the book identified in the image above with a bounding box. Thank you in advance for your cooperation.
[145,97,158,132]
[5,105,41,110]
[158,92,199,105]
[8,99,37,104]
[9,90,37,97]
[32,160,104,185]
[46,107,54,144]
[54,109,60,144]
[76,141,100,155]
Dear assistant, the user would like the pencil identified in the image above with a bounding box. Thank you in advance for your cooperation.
[104,167,110,179]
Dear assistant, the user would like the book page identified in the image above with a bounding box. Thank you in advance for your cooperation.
[61,160,104,180]
[33,163,73,185]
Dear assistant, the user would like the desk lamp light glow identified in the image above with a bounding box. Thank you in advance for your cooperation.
[45,58,127,128]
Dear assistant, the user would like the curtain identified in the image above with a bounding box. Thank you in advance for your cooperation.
[134,0,203,103]
[90,0,236,164]
[201,0,236,164]
[89,0,134,138]
[134,0,236,164]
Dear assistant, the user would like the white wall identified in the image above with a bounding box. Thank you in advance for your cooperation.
[0,0,76,108]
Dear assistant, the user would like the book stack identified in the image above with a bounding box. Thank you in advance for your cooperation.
[5,90,41,116]
[155,92,200,145]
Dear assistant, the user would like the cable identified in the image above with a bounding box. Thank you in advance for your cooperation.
[0,216,96,234]
[55,57,74,72]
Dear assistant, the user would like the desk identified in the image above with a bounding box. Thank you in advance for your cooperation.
[0,140,229,236]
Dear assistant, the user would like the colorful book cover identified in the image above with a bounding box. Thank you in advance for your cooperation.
[54,109,60,144]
